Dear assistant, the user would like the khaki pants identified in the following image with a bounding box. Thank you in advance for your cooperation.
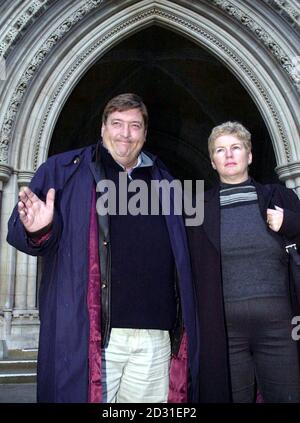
[101,328,171,403]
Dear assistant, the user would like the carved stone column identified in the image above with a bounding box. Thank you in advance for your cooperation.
[0,164,12,222]
[13,171,36,312]
[276,161,300,197]
[0,171,39,350]
[0,164,13,341]
[0,166,11,256]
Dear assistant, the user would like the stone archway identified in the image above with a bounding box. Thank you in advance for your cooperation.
[49,24,278,187]
[0,0,299,350]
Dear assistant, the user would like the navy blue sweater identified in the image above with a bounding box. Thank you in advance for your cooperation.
[101,147,177,330]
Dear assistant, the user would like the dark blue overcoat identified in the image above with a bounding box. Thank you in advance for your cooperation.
[7,144,200,402]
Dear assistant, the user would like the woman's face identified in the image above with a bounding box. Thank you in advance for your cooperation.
[211,135,252,184]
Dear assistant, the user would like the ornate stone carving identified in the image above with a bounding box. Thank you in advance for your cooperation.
[211,0,300,91]
[33,5,292,169]
[290,56,300,88]
[0,0,104,164]
[12,309,39,320]
[0,144,8,164]
[13,309,39,320]
[263,0,299,30]
[0,1,55,58]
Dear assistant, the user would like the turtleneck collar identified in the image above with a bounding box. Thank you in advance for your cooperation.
[220,177,252,189]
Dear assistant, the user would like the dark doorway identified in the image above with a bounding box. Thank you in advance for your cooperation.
[50,26,278,187]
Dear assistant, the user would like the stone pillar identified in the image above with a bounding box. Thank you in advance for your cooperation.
[27,255,37,309]
[0,168,40,350]
[14,252,28,309]
[276,161,300,198]
[0,164,12,226]
[0,164,13,340]
[13,171,36,312]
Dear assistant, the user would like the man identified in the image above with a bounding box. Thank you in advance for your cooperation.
[7,93,200,403]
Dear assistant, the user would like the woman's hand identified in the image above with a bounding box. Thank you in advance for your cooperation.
[266,205,284,232]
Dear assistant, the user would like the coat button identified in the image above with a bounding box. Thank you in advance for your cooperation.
[102,283,107,289]
[73,157,80,164]
[103,240,108,246]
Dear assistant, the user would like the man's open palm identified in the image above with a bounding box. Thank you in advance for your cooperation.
[18,187,55,233]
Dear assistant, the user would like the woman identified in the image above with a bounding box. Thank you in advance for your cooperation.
[188,121,300,403]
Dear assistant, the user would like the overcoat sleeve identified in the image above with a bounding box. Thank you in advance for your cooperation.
[6,161,62,256]
[274,184,300,244]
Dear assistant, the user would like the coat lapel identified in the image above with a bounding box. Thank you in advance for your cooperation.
[252,179,273,219]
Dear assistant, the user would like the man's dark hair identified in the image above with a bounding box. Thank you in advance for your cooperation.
[102,93,148,129]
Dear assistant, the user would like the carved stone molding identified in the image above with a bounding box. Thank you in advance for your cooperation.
[211,0,300,89]
[0,0,104,164]
[0,163,12,184]
[12,309,39,319]
[0,0,56,58]
[17,170,35,187]
[263,0,299,31]
[33,5,291,169]
[276,161,300,181]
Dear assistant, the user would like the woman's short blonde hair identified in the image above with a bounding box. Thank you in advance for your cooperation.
[208,121,252,158]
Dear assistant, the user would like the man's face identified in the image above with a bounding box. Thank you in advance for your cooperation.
[101,108,146,169]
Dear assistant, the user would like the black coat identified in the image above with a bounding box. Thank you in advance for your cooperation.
[187,179,300,403]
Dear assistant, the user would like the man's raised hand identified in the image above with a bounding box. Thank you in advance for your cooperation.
[18,187,55,233]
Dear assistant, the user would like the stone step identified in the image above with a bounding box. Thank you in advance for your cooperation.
[0,372,36,384]
[0,358,37,384]
[0,359,37,371]
[7,349,38,360]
